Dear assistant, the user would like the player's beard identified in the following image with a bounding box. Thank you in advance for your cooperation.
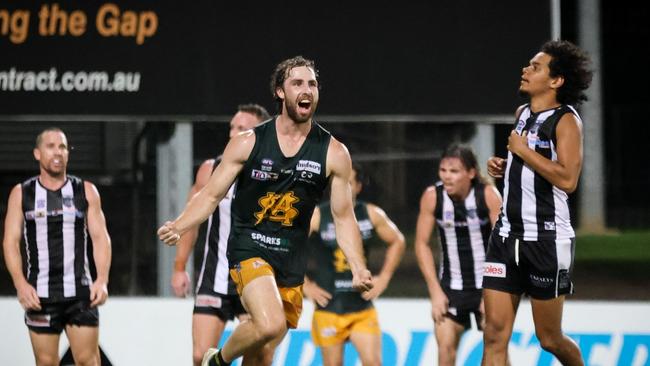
[42,161,66,178]
[285,95,316,124]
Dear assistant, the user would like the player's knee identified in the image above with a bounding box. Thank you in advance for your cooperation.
[257,318,286,343]
[483,322,510,348]
[193,348,206,365]
[536,331,563,354]
[72,351,99,366]
[34,353,59,366]
[437,344,457,366]
[359,353,382,366]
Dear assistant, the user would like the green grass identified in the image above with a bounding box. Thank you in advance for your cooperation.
[575,231,650,262]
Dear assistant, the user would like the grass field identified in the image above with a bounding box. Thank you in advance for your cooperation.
[575,231,650,262]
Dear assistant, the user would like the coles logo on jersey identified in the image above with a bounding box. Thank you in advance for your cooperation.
[296,160,321,174]
[483,262,506,278]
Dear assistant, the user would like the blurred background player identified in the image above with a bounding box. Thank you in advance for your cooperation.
[170,104,270,366]
[415,145,502,366]
[3,127,112,366]
[304,162,405,366]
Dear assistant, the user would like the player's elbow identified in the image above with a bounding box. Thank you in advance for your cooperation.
[557,178,578,194]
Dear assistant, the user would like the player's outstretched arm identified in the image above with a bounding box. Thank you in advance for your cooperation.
[158,131,255,245]
[327,138,372,292]
[171,159,214,297]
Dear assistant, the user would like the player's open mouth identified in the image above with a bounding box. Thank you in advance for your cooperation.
[298,99,311,111]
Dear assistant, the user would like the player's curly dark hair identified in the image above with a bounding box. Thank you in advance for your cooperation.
[269,56,318,112]
[541,40,593,106]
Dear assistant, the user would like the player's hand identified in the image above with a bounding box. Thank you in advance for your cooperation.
[431,289,449,325]
[90,280,109,307]
[361,273,389,301]
[16,281,41,311]
[352,269,373,292]
[171,270,191,298]
[158,221,181,246]
[303,279,332,308]
[487,156,507,178]
[507,130,530,157]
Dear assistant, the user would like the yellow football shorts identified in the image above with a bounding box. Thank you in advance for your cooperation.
[230,257,303,328]
[311,307,381,347]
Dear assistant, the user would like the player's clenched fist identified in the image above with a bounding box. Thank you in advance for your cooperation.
[158,221,181,246]
[487,156,507,178]
[352,269,374,292]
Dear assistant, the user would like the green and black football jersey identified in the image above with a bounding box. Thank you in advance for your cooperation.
[228,118,331,287]
[308,200,379,314]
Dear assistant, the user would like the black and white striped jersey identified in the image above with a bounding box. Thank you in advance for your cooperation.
[21,175,95,302]
[195,159,237,296]
[434,182,492,290]
[495,104,581,241]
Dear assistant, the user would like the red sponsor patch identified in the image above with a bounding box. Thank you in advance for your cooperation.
[25,313,51,327]
[195,295,222,308]
[483,262,506,278]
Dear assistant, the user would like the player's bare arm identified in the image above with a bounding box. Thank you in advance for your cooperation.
[171,159,214,297]
[2,184,41,311]
[507,113,583,193]
[414,186,448,323]
[484,185,503,226]
[158,131,255,245]
[361,203,405,301]
[85,181,112,307]
[327,137,373,292]
[303,206,333,307]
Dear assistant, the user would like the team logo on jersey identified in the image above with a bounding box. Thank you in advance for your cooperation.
[516,119,526,132]
[62,196,74,208]
[260,158,274,172]
[254,191,299,226]
[333,248,350,273]
[544,221,556,231]
[37,199,46,209]
[467,209,477,219]
[534,139,551,148]
[251,169,279,181]
[296,160,321,174]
